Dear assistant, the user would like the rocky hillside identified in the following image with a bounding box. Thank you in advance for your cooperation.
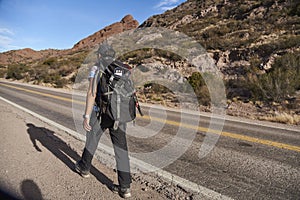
[0,15,138,66]
[135,0,299,123]
[0,15,139,87]
[140,0,299,79]
[72,15,138,51]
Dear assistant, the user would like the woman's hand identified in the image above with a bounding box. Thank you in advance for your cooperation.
[83,117,92,132]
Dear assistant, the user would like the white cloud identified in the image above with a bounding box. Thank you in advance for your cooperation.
[159,6,177,11]
[0,27,44,52]
[0,28,20,52]
[155,0,182,11]
[0,35,13,44]
[0,28,15,35]
[156,0,179,7]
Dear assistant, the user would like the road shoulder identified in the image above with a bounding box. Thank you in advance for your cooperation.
[0,98,192,199]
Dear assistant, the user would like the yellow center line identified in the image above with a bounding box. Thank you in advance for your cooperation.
[1,83,84,105]
[141,115,300,152]
[1,82,300,152]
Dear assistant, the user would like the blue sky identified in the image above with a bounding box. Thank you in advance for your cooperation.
[0,0,186,52]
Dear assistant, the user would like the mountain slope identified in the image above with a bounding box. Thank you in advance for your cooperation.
[140,0,299,77]
[138,0,300,103]
[135,0,300,123]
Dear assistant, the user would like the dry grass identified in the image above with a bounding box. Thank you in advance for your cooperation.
[259,112,300,125]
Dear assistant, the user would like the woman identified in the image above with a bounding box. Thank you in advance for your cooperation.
[75,43,132,199]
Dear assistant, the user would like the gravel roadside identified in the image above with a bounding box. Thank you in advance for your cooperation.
[0,99,194,200]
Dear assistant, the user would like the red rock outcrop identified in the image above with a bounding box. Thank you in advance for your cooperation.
[72,15,139,51]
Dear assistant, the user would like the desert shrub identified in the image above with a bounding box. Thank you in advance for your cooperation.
[0,65,7,78]
[155,49,182,61]
[32,64,50,83]
[254,36,300,58]
[288,4,300,16]
[187,71,205,89]
[38,71,68,88]
[226,78,252,100]
[118,49,152,65]
[248,52,300,102]
[0,68,7,78]
[144,82,171,94]
[6,64,30,80]
[59,65,74,77]
[43,57,57,67]
[70,73,77,83]
[187,72,211,106]
[119,48,182,65]
[287,0,300,16]
[69,51,88,69]
[43,73,60,84]
[54,78,68,88]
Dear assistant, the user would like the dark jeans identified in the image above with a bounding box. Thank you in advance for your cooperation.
[79,110,131,188]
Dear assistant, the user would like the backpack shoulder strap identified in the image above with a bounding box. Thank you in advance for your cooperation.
[91,67,104,97]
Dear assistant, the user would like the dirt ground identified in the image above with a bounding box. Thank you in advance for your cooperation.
[0,99,197,200]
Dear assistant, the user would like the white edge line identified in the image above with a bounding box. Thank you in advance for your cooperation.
[0,96,233,200]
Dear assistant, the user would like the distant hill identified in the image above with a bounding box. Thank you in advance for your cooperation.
[0,15,138,65]
[0,15,139,87]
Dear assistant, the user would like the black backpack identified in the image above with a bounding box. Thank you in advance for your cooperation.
[94,60,142,129]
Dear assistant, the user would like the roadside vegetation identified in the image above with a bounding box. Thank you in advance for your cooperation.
[4,51,87,88]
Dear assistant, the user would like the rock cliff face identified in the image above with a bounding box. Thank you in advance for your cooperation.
[72,15,139,51]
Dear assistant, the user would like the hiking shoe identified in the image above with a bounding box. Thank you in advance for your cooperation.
[111,184,131,198]
[120,187,131,199]
[111,184,120,194]
[74,161,90,178]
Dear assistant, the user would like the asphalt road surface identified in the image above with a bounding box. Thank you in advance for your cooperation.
[1,81,299,200]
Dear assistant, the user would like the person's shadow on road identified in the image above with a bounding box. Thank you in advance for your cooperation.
[26,123,113,188]
[21,179,43,200]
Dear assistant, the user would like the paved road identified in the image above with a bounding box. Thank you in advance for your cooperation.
[1,81,300,200]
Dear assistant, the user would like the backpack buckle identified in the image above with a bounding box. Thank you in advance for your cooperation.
[113,121,119,130]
